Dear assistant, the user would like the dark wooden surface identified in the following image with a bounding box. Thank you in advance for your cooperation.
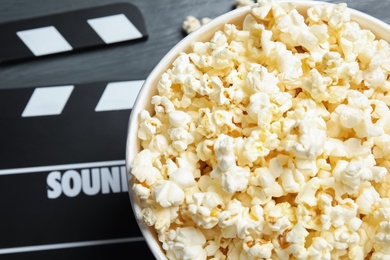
[0,0,389,89]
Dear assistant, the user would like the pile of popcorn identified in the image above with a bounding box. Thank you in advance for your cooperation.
[131,0,390,259]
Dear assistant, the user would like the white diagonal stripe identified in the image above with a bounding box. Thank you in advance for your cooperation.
[0,237,144,254]
[87,14,143,44]
[17,26,73,56]
[22,86,74,117]
[0,160,125,176]
[95,80,144,112]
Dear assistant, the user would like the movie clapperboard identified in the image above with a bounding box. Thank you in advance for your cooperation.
[0,2,147,64]
[0,3,155,259]
[0,80,158,259]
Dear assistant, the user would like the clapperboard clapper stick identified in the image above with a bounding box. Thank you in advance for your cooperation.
[0,80,151,255]
[0,3,147,64]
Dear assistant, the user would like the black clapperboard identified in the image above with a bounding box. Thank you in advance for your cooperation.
[0,3,155,259]
[0,2,147,63]
[0,81,155,258]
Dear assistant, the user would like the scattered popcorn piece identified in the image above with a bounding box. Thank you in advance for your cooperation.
[235,0,256,8]
[182,15,213,34]
[182,16,202,34]
[131,0,390,258]
[201,17,212,25]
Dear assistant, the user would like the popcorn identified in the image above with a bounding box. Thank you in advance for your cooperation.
[163,227,207,260]
[264,201,295,234]
[210,134,249,193]
[169,168,197,189]
[296,177,321,207]
[328,198,359,228]
[182,16,202,34]
[131,149,163,186]
[373,220,390,259]
[218,199,265,239]
[152,180,185,208]
[188,191,224,228]
[182,16,212,35]
[133,183,151,201]
[307,237,333,260]
[356,185,381,214]
[130,1,390,258]
[139,205,179,233]
[137,110,162,140]
[242,236,274,258]
[235,0,255,8]
[281,168,301,193]
[364,67,386,88]
[168,121,194,152]
[286,220,309,243]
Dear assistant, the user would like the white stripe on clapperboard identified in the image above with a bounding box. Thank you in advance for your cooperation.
[0,237,145,254]
[21,80,144,117]
[0,160,144,254]
[0,160,125,175]
[17,14,143,56]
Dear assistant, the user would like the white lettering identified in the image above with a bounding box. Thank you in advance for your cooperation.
[81,169,101,195]
[120,166,128,192]
[62,170,82,197]
[47,171,62,199]
[46,165,128,199]
[101,167,121,194]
